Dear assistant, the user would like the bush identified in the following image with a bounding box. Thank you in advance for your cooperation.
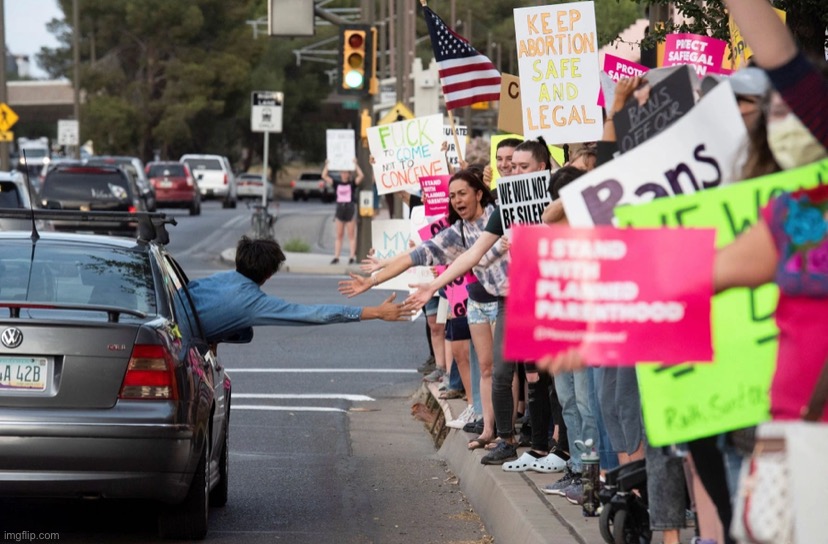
[282,238,310,253]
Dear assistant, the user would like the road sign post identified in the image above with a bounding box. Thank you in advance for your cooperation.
[251,91,284,208]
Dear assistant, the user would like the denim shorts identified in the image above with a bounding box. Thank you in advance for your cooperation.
[466,299,498,325]
[424,296,439,317]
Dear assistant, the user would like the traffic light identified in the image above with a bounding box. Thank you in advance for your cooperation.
[339,24,374,95]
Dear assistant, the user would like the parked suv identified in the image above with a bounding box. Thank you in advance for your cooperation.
[38,164,146,236]
[146,161,201,215]
[180,154,237,208]
[86,156,157,212]
[291,171,334,202]
[0,171,39,231]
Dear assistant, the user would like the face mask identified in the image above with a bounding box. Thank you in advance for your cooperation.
[766,113,828,170]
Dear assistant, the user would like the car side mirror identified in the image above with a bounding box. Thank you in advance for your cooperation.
[45,200,62,209]
[197,173,204,180]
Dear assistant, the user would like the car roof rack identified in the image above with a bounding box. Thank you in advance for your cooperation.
[0,208,178,244]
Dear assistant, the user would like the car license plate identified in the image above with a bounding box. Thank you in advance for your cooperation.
[159,180,173,188]
[0,357,48,391]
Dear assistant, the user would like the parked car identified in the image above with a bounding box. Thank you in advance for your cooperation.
[0,171,41,231]
[236,172,274,201]
[146,161,201,216]
[86,156,157,212]
[0,210,231,539]
[291,171,334,202]
[179,154,237,208]
[38,164,147,237]
[38,157,84,193]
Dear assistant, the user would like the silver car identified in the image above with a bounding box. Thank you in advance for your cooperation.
[0,210,231,540]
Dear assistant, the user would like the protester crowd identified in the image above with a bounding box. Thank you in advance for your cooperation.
[323,0,827,542]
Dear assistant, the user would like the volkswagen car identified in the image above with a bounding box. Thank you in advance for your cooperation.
[0,209,231,540]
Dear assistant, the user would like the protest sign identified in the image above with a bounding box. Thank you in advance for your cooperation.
[489,134,565,187]
[614,159,828,446]
[612,65,697,153]
[498,74,524,135]
[504,225,714,363]
[497,171,552,237]
[417,217,469,316]
[598,54,648,107]
[419,175,451,219]
[371,219,435,291]
[559,81,746,226]
[663,33,730,78]
[514,2,603,143]
[326,129,356,172]
[367,114,448,196]
[443,125,468,170]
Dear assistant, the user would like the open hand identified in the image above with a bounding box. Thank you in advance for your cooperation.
[376,293,417,321]
[404,283,437,310]
[359,250,383,274]
[338,272,372,298]
[535,347,587,375]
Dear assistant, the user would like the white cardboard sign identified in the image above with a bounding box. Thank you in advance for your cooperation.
[326,129,356,172]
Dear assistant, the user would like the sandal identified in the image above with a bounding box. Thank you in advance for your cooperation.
[467,437,492,450]
[439,389,464,400]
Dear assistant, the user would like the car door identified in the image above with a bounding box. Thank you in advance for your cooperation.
[161,253,229,455]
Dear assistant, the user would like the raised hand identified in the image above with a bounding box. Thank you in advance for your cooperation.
[359,250,383,274]
[535,347,587,375]
[374,292,417,321]
[404,283,437,311]
[338,272,373,298]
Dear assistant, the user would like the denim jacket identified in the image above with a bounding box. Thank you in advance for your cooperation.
[187,270,362,343]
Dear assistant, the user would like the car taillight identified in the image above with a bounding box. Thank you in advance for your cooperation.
[223,173,228,185]
[318,181,325,189]
[119,344,179,400]
[128,205,137,213]
[186,176,194,187]
[290,180,296,188]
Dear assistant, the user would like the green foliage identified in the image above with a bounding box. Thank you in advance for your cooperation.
[282,238,311,253]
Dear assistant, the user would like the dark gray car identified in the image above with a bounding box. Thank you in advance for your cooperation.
[0,211,231,540]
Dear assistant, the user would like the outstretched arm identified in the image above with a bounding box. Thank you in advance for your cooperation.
[721,0,796,70]
[713,220,777,294]
[339,250,416,298]
[404,231,500,309]
[360,293,416,321]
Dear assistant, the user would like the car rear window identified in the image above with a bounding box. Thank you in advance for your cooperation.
[0,181,22,208]
[0,240,156,318]
[148,164,187,178]
[300,173,321,180]
[183,158,222,171]
[40,170,132,202]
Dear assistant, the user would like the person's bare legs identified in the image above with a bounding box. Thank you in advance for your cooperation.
[470,322,495,443]
[346,218,357,260]
[427,314,446,371]
[333,219,345,260]
[451,339,471,397]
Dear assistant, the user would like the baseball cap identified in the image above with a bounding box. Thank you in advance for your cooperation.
[701,67,771,97]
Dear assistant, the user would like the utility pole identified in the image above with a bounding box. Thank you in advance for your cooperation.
[356,0,375,260]
[72,0,81,159]
[0,0,8,171]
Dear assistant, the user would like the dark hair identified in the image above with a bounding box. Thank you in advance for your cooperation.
[742,97,779,179]
[497,138,522,150]
[514,138,552,170]
[235,236,286,284]
[548,166,586,199]
[447,168,495,224]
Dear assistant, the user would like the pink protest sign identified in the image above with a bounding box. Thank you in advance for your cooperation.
[503,225,715,365]
[419,175,451,218]
[663,33,730,78]
[598,55,648,107]
[418,216,469,309]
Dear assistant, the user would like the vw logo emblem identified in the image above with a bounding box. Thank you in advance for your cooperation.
[1,327,23,349]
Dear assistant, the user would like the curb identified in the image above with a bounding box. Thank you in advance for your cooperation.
[420,382,606,544]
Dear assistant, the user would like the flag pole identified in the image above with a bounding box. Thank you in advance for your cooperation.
[446,109,465,168]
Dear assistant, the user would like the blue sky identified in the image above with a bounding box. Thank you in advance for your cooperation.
[6,0,63,78]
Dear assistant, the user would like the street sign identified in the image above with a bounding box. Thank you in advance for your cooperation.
[378,102,415,126]
[57,120,79,146]
[0,103,19,132]
[251,91,284,133]
[0,131,13,142]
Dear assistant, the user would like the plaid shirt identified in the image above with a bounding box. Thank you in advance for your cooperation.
[409,204,510,296]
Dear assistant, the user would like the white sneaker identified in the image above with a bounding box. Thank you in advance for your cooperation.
[446,405,476,429]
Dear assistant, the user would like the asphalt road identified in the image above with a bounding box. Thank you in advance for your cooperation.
[0,200,491,543]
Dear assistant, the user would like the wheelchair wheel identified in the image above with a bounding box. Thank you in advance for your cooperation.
[599,504,616,543]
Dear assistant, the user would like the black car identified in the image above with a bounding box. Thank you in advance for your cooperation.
[38,165,147,236]
[0,210,231,540]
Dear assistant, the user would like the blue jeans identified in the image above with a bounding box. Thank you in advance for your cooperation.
[554,369,597,473]
[448,357,463,392]
[589,368,618,471]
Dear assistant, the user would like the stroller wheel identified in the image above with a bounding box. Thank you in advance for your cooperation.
[599,503,615,543]
[613,509,651,544]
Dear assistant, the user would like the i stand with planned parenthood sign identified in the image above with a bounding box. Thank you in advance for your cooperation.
[251,91,284,207]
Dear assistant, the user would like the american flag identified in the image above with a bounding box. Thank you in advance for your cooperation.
[423,6,501,111]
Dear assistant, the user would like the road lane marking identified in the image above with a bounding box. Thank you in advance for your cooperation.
[234,393,374,401]
[229,368,417,374]
[231,405,346,413]
[178,214,248,257]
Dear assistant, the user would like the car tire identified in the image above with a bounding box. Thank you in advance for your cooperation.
[158,441,210,540]
[292,193,300,201]
[189,199,201,216]
[229,198,237,209]
[302,195,309,202]
[209,427,229,507]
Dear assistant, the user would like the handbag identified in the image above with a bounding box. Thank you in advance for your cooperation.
[730,356,828,544]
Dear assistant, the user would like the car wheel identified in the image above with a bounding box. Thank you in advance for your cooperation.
[292,193,300,201]
[302,195,309,201]
[158,441,210,540]
[209,427,229,507]
[229,198,237,209]
[189,199,200,216]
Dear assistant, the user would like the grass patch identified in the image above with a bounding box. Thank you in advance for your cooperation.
[282,238,311,253]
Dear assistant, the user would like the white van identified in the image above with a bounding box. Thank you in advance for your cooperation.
[179,154,237,208]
